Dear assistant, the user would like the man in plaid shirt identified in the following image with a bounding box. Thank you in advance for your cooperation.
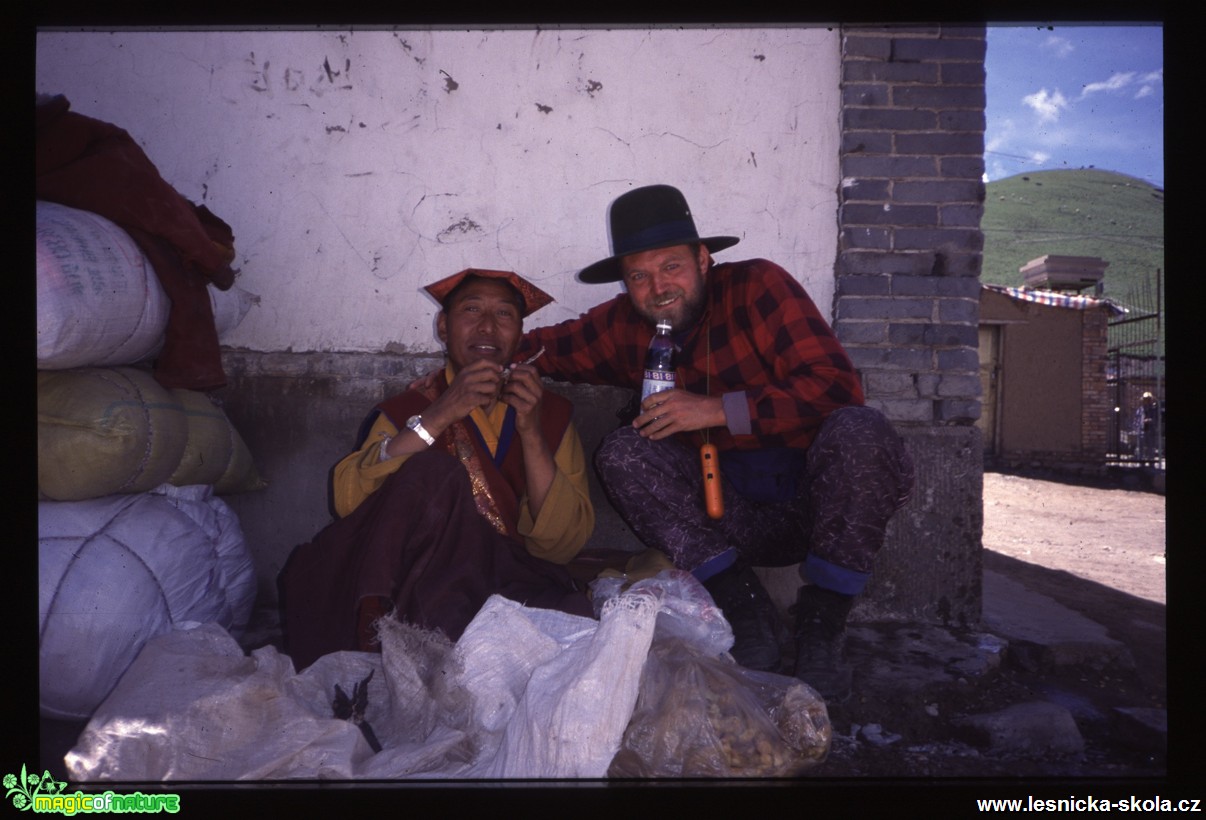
[518,185,914,701]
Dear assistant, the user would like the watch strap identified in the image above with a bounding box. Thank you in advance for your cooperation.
[407,414,436,446]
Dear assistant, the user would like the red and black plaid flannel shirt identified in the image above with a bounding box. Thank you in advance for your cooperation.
[519,258,864,452]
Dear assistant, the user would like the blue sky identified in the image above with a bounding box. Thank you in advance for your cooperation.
[984,24,1164,188]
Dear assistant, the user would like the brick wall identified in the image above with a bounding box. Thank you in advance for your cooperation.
[833,25,987,626]
[835,25,986,428]
[1081,310,1111,457]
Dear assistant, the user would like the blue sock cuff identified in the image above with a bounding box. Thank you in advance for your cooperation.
[692,548,738,583]
[802,554,870,596]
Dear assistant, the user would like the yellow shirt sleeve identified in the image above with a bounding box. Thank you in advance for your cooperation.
[516,420,595,565]
[330,408,594,566]
[330,413,410,519]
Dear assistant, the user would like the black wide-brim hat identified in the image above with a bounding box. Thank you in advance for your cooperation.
[577,184,740,284]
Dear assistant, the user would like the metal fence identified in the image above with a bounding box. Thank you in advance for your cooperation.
[1106,269,1164,465]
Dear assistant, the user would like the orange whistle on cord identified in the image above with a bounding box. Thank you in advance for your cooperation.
[700,443,724,519]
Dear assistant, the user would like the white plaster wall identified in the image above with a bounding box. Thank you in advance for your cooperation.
[36,28,840,354]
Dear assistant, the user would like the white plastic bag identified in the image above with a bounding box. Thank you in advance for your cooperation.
[470,592,659,778]
[607,639,832,777]
[595,569,832,777]
[591,568,734,656]
[66,588,661,780]
[67,624,381,781]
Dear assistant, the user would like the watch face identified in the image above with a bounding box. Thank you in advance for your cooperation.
[405,415,433,445]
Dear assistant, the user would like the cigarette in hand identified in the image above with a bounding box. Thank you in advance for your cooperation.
[503,346,545,380]
[498,347,546,400]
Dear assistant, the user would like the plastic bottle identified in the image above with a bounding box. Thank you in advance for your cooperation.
[641,320,676,401]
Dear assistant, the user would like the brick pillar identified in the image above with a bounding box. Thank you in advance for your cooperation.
[835,25,986,626]
[1081,310,1110,458]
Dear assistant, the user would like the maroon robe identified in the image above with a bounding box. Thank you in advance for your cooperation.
[279,381,593,670]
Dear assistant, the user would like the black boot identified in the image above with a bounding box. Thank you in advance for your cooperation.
[702,564,782,672]
[793,585,856,702]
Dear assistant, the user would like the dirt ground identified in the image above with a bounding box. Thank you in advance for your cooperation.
[981,470,1166,605]
[811,468,1169,779]
[39,469,1171,787]
[980,470,1167,693]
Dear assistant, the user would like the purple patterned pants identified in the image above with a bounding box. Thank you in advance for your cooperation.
[594,406,914,578]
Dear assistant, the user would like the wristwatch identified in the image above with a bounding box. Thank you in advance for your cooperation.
[405,414,436,447]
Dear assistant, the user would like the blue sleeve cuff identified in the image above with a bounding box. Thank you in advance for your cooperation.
[722,391,751,436]
[802,554,870,596]
[691,548,738,583]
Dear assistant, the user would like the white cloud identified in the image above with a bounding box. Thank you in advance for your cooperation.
[986,158,1010,181]
[1029,150,1051,166]
[984,119,1015,154]
[1080,71,1136,99]
[1022,88,1069,122]
[1136,68,1163,100]
[1042,35,1075,58]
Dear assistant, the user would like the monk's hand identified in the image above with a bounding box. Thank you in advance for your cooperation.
[425,359,504,430]
[633,390,726,440]
[405,367,442,393]
[500,364,544,436]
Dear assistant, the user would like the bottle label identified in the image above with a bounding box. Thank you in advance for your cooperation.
[641,370,675,400]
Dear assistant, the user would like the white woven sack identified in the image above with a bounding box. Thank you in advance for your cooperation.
[211,283,259,339]
[38,484,256,720]
[36,200,258,369]
[36,200,169,369]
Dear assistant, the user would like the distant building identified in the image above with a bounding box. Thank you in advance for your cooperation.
[978,282,1125,475]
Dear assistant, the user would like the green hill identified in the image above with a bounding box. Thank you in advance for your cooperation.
[980,169,1164,307]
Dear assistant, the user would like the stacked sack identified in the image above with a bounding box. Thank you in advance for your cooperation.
[37,366,263,500]
[37,200,262,719]
[36,200,257,372]
[39,485,257,720]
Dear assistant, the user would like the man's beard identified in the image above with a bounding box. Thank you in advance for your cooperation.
[635,282,707,332]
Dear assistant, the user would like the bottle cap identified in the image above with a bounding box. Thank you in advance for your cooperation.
[656,319,672,332]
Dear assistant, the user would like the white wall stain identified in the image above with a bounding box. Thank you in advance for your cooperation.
[36,28,840,354]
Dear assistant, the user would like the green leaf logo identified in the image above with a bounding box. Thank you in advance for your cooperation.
[4,764,67,811]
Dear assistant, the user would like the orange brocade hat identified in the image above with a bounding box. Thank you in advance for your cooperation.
[422,268,555,319]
